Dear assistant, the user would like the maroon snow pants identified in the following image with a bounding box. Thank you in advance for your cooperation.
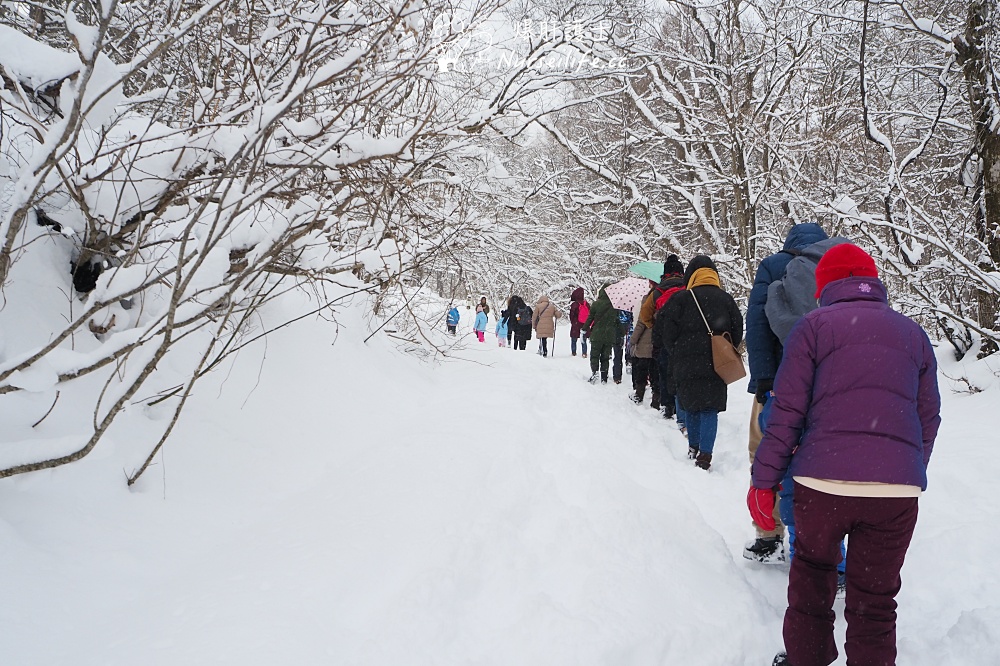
[783,484,918,666]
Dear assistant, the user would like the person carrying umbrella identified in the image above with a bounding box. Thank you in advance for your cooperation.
[632,255,682,408]
[604,276,648,384]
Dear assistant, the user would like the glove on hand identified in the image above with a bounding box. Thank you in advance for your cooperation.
[755,379,774,405]
[747,486,776,531]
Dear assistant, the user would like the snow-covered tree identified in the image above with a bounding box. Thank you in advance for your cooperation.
[0,0,510,481]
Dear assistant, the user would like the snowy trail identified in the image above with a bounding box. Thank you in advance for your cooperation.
[1,307,998,665]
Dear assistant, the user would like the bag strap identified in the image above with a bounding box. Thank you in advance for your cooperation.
[689,290,713,336]
[535,302,551,324]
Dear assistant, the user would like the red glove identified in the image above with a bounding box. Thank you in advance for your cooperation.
[747,486,776,531]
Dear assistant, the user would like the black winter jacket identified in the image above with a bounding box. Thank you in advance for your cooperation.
[652,275,686,358]
[662,284,744,413]
[506,297,533,338]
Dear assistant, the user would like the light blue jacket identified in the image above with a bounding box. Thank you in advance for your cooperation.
[495,318,508,337]
[474,311,488,332]
[447,307,460,326]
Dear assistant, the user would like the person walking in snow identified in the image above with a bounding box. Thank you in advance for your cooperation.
[652,255,687,424]
[750,244,941,666]
[661,255,743,471]
[611,308,631,384]
[446,304,460,335]
[635,257,676,406]
[495,315,508,347]
[473,305,488,342]
[501,298,515,346]
[568,287,590,358]
[532,295,563,358]
[631,254,681,407]
[744,222,830,562]
[508,296,533,350]
[583,285,617,384]
[628,297,657,403]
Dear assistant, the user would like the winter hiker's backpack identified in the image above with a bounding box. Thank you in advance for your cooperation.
[765,237,850,343]
[577,300,590,324]
[655,286,683,311]
[516,306,532,326]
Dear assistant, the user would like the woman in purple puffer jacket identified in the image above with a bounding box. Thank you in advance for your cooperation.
[749,244,941,666]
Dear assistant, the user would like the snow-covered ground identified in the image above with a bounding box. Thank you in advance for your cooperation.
[1,297,998,665]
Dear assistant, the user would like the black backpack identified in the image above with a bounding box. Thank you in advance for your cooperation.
[516,305,533,338]
[516,306,531,325]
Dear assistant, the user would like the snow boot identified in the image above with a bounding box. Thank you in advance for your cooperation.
[687,446,699,460]
[743,536,785,564]
[695,452,712,471]
[772,652,790,666]
[630,391,644,404]
[582,352,588,358]
[601,372,608,384]
[588,372,599,384]
[650,392,660,410]
[614,378,622,384]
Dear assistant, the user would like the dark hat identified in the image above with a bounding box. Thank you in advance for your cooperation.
[662,254,684,277]
[814,244,878,297]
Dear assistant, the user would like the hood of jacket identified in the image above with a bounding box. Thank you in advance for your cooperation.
[682,255,718,287]
[571,287,584,303]
[818,275,888,307]
[782,223,829,251]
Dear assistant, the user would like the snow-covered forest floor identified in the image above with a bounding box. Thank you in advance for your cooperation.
[2,297,998,666]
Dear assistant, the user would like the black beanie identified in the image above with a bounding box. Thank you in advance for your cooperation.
[663,254,684,277]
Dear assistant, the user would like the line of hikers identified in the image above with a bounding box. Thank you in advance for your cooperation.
[463,224,942,666]
[448,295,566,355]
[562,228,939,666]
[563,253,743,475]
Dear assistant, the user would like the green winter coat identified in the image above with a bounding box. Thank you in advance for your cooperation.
[585,286,619,347]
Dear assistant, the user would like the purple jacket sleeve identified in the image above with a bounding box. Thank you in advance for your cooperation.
[751,318,817,490]
[917,334,942,468]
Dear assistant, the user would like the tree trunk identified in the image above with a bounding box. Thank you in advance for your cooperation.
[954,0,1000,355]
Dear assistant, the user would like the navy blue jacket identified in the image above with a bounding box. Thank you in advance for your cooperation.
[746,223,828,392]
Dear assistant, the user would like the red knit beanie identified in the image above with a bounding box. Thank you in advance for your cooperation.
[814,243,878,297]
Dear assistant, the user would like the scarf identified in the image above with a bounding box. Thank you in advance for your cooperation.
[687,267,721,289]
